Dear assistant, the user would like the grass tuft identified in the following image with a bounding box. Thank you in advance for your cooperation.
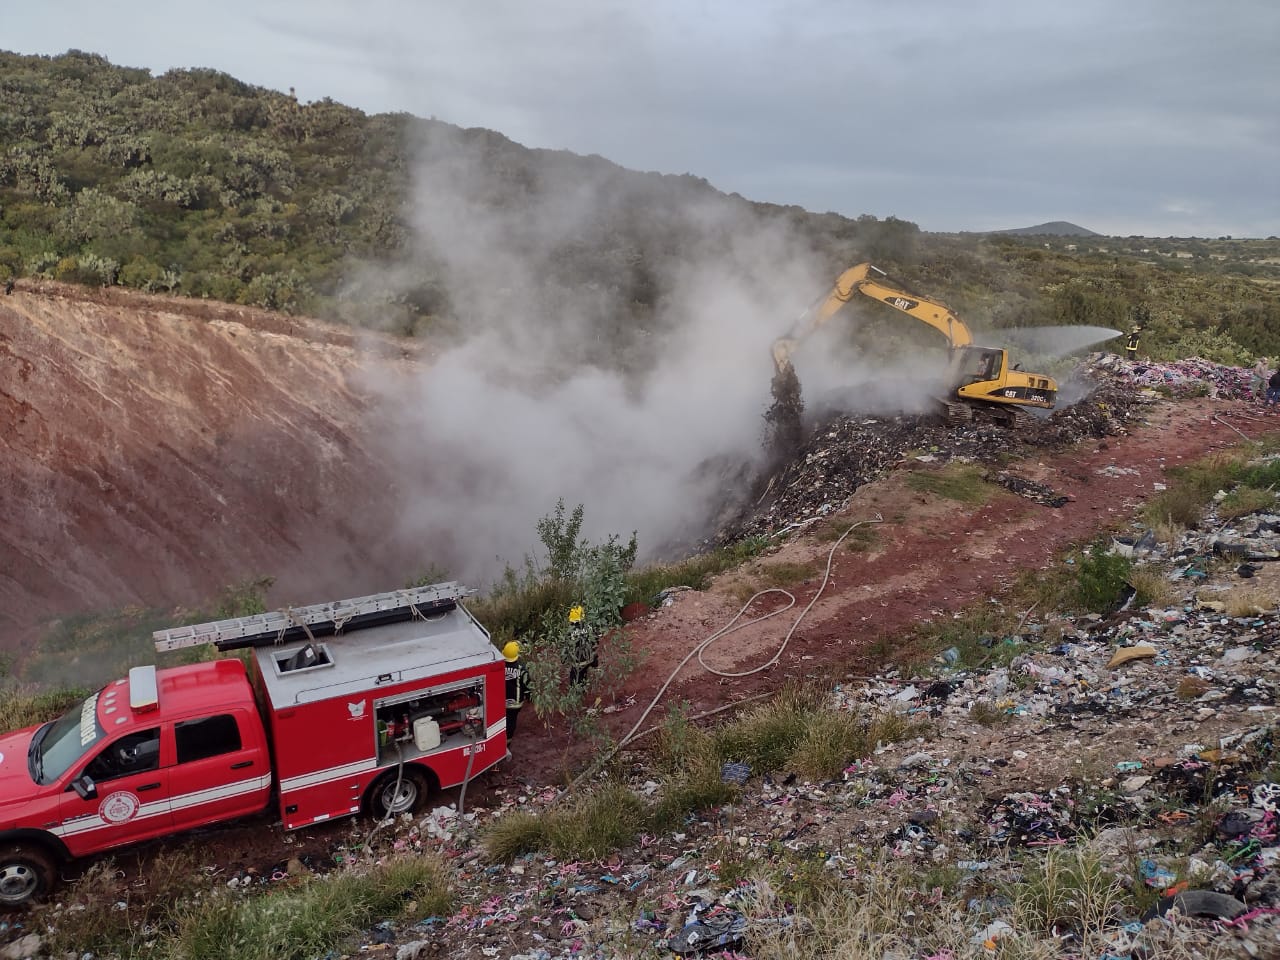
[49,854,451,960]
[168,855,451,960]
[1218,485,1278,520]
[712,684,824,772]
[545,784,647,860]
[905,464,993,504]
[1009,847,1126,937]
[1141,451,1246,530]
[484,809,548,863]
[1127,567,1177,608]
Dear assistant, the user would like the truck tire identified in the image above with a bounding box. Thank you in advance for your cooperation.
[0,844,56,907]
[367,768,427,819]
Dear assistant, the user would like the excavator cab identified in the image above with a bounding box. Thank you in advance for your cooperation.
[960,348,1002,385]
[953,345,1055,410]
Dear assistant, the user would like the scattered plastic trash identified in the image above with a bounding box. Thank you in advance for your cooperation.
[669,900,748,957]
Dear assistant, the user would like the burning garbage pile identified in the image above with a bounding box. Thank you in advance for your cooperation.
[728,373,1144,540]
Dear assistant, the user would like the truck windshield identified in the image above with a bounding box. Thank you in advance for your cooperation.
[31,690,105,785]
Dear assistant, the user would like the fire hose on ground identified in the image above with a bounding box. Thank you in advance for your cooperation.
[554,513,883,802]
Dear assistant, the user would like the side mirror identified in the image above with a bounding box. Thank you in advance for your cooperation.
[71,774,97,801]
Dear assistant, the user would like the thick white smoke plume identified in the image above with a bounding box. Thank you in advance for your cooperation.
[365,127,853,585]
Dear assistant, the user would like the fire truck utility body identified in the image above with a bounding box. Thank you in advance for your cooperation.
[0,583,506,906]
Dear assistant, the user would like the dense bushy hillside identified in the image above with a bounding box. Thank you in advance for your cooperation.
[2,49,1279,361]
[0,51,916,341]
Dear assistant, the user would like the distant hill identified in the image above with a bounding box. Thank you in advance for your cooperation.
[993,221,1101,237]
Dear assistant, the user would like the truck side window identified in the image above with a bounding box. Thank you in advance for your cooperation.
[175,715,243,764]
[84,728,161,782]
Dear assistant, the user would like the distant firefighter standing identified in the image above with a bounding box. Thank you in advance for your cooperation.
[567,605,598,688]
[1124,326,1142,361]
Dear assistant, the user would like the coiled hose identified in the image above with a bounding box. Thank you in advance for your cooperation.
[557,513,882,800]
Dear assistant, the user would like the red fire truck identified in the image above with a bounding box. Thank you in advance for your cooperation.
[0,583,508,906]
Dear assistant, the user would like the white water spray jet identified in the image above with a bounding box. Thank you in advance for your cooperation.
[998,325,1123,359]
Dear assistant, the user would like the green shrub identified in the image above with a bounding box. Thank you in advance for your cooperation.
[1074,546,1133,613]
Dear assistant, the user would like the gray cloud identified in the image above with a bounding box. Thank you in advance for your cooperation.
[4,0,1277,235]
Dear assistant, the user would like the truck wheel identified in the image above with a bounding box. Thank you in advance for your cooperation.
[0,845,55,907]
[368,768,427,819]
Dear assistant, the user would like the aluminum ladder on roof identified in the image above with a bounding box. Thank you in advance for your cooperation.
[152,582,474,653]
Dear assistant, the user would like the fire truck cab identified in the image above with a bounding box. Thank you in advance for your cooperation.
[0,583,506,906]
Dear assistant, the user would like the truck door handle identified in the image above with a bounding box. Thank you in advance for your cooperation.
[230,761,254,769]
[136,782,162,791]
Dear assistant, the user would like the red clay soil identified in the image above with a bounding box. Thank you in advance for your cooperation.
[0,280,427,652]
[507,397,1280,786]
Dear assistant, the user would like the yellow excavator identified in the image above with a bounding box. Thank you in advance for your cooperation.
[769,263,1056,434]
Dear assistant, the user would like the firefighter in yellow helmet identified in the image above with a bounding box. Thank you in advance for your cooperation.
[567,605,598,688]
[503,641,529,742]
[1124,326,1142,361]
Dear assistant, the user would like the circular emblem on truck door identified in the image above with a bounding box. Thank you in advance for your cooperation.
[99,791,141,824]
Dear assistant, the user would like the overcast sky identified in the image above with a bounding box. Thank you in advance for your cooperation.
[6,0,1277,238]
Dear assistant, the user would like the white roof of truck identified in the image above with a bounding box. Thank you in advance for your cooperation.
[255,603,500,707]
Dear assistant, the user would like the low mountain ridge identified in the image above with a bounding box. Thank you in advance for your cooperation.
[993,220,1101,237]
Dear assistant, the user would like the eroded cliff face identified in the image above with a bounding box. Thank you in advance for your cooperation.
[0,280,424,650]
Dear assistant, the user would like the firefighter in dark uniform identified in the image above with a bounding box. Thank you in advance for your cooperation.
[567,604,598,688]
[503,641,529,741]
[1124,326,1142,361]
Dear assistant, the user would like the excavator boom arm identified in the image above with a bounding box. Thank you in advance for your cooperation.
[771,263,879,371]
[852,277,973,348]
[771,263,975,373]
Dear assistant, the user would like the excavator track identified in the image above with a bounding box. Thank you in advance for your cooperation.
[943,401,973,425]
[940,399,1023,428]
